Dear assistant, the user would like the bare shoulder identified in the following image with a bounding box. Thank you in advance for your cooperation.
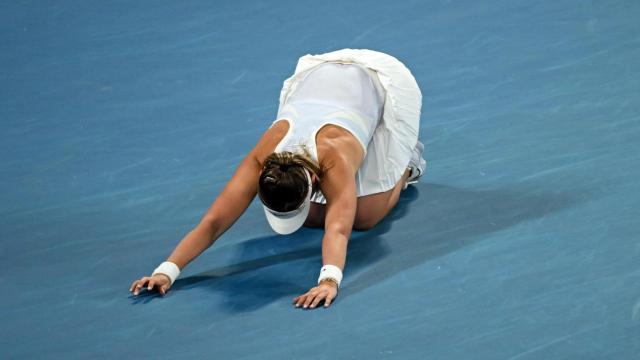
[252,120,290,164]
[317,144,359,202]
[316,125,364,174]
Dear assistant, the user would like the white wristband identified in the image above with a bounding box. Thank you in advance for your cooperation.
[152,261,181,285]
[317,264,343,288]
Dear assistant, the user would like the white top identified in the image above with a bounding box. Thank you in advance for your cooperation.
[272,62,385,203]
[273,49,422,204]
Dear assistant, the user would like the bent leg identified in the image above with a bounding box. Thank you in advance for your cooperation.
[354,169,411,230]
[303,169,411,230]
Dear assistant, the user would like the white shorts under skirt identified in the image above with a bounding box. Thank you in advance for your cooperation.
[277,49,423,204]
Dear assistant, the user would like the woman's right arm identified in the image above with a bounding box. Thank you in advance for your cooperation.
[166,151,263,269]
[130,122,288,296]
[130,149,263,296]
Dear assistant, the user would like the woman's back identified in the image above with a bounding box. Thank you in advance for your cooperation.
[285,62,384,122]
[271,62,385,203]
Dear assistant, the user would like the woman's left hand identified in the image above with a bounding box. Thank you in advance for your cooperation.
[293,281,338,309]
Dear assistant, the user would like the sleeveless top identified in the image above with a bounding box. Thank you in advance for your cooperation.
[270,62,385,204]
[273,49,422,205]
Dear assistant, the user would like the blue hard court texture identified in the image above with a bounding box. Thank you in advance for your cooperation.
[1,0,639,359]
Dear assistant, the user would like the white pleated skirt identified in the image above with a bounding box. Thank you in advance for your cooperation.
[277,49,423,204]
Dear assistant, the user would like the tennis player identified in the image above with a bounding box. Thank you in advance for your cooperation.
[130,49,426,309]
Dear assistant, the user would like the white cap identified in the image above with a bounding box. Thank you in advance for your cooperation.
[262,168,313,235]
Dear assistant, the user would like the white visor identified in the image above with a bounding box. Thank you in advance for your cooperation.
[262,168,313,235]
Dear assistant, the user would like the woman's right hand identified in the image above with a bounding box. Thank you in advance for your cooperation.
[130,274,172,296]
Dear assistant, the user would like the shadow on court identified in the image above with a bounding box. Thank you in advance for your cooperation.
[131,183,583,311]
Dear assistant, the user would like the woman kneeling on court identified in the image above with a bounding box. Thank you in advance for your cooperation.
[130,49,426,309]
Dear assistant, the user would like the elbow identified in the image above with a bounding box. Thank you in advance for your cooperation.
[325,221,352,239]
[198,216,222,242]
[200,215,217,229]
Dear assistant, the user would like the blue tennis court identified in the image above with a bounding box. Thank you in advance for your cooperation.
[1,0,639,358]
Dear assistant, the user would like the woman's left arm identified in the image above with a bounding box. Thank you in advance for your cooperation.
[293,162,357,309]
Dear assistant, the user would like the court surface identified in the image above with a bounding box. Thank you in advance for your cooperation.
[1,0,639,359]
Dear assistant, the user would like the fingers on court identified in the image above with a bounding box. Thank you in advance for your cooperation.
[132,277,150,295]
[129,280,139,292]
[296,294,311,308]
[310,294,325,309]
[303,292,319,308]
[324,294,335,307]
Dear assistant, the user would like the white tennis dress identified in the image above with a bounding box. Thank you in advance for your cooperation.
[271,49,423,204]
